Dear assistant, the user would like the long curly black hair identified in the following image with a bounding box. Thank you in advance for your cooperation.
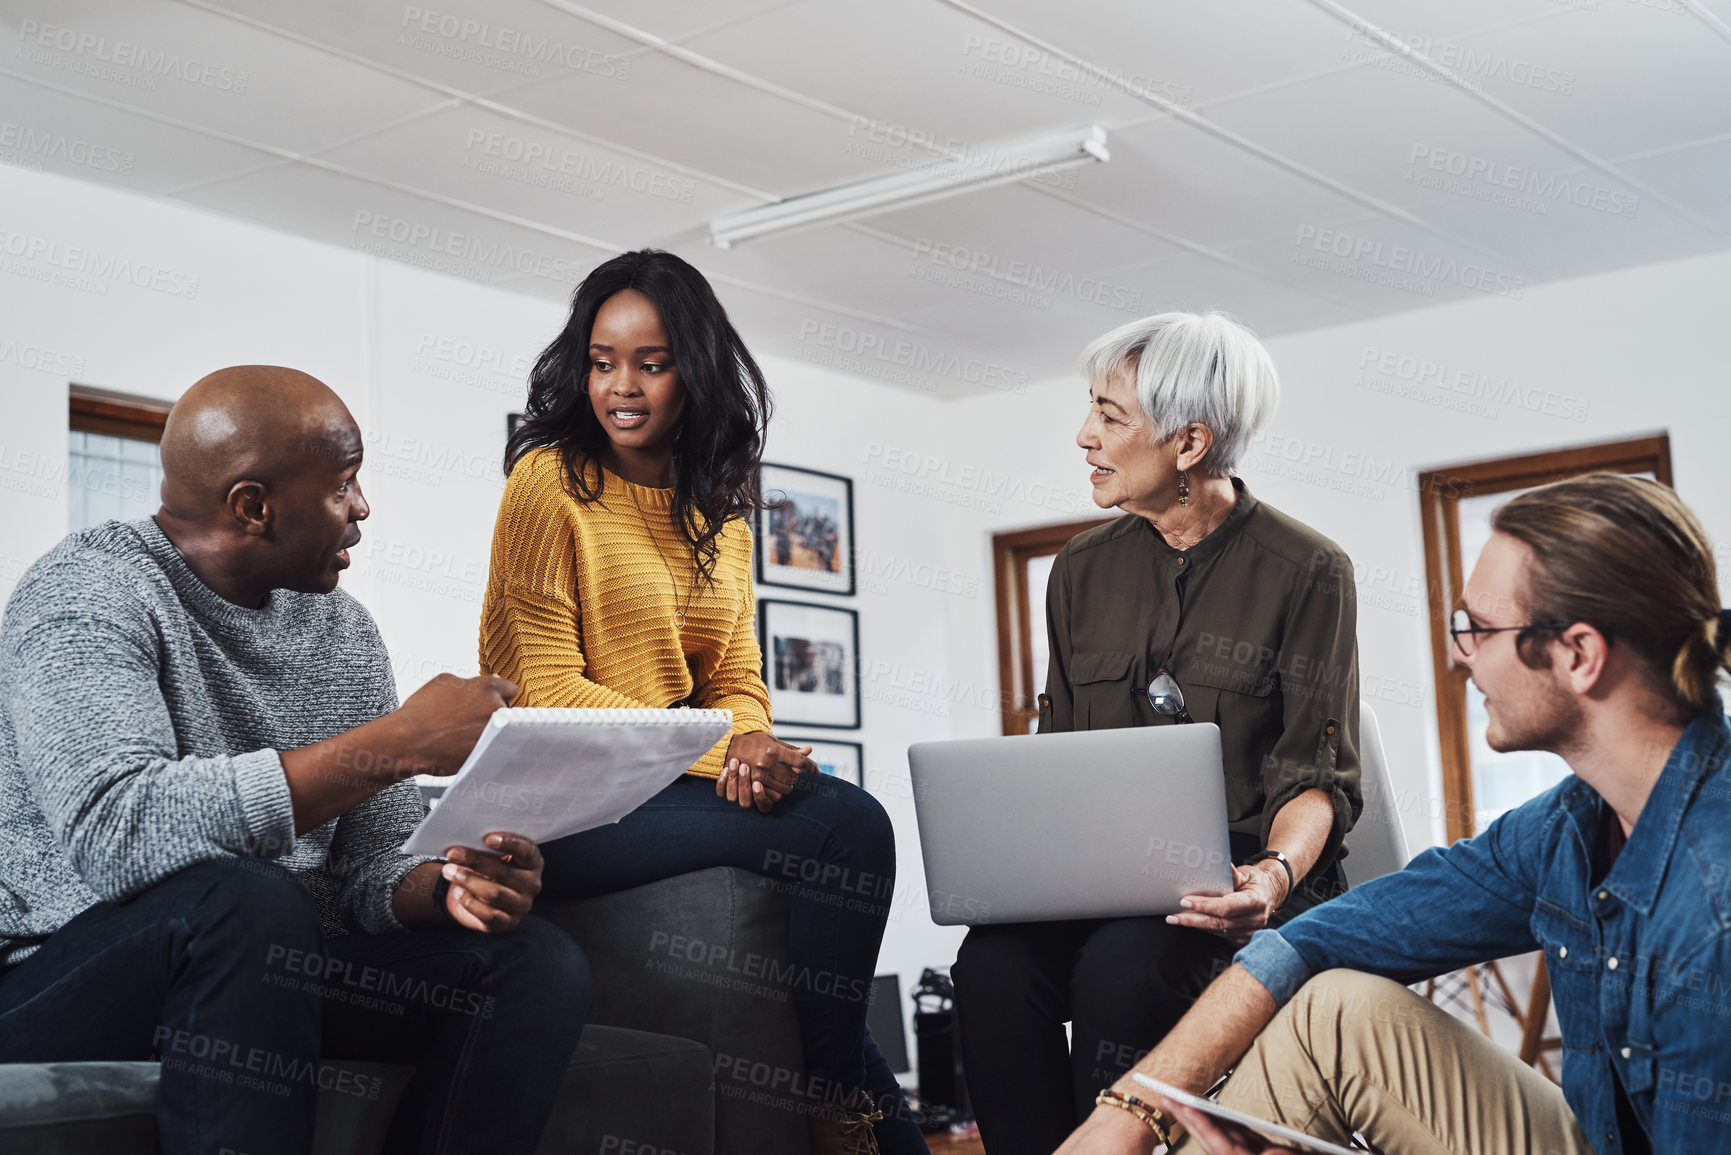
[505,249,772,584]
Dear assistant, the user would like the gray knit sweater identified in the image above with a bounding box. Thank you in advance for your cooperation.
[0,518,438,967]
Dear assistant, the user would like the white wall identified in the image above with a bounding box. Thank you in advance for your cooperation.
[942,247,1731,853]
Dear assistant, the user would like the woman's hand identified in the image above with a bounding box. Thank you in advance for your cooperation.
[1167,862,1288,945]
[1162,1099,1299,1155]
[717,731,817,813]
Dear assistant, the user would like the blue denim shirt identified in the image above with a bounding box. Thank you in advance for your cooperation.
[1237,709,1731,1155]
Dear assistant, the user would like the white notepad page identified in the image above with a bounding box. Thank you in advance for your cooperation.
[401,707,733,857]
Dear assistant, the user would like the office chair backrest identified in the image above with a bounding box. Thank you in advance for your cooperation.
[1341,702,1412,888]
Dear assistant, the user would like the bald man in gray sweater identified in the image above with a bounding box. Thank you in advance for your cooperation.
[0,367,589,1155]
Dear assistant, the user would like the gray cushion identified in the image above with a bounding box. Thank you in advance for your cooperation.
[0,1062,157,1154]
[540,867,809,1154]
[0,1027,712,1155]
[536,1025,713,1155]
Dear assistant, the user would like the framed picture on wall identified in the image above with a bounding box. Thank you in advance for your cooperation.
[782,738,864,787]
[759,599,860,729]
[757,463,855,596]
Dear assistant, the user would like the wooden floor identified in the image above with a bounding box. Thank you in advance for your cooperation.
[928,1131,985,1154]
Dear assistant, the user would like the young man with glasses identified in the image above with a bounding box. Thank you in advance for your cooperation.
[1058,471,1731,1155]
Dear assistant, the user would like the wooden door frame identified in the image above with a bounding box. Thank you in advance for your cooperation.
[1417,434,1673,843]
[991,518,1114,735]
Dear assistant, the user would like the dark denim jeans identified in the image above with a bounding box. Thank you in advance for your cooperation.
[0,858,590,1155]
[542,772,928,1154]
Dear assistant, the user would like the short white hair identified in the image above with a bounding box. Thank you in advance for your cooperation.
[1079,311,1279,477]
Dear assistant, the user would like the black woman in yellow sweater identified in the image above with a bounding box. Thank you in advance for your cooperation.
[479,250,925,1155]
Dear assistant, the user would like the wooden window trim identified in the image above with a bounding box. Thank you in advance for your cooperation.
[992,518,1114,735]
[69,384,171,443]
[1418,434,1673,843]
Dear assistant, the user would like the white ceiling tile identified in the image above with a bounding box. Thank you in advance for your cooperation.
[945,0,1354,107]
[199,0,643,99]
[1391,161,1708,279]
[505,51,869,195]
[1224,212,1538,316]
[717,282,1046,400]
[1054,116,1369,253]
[1,0,445,155]
[665,224,970,318]
[0,70,276,194]
[1205,63,1591,244]
[1614,134,1731,237]
[550,0,794,42]
[316,104,741,248]
[176,159,608,297]
[857,180,1174,284]
[1311,0,1575,42]
[1430,5,1731,158]
[682,0,1149,143]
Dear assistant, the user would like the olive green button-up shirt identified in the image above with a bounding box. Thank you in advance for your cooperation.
[1038,480,1363,893]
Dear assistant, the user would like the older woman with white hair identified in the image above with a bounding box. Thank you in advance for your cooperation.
[951,312,1363,1155]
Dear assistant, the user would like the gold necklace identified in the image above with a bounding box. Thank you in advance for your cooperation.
[628,485,698,630]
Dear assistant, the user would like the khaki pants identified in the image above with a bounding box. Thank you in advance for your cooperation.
[1172,970,1593,1155]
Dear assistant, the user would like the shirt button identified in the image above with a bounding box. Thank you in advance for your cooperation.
[1621,1047,1632,1059]
[1607,956,1619,970]
[1558,946,1568,959]
[1597,890,1609,901]
[1176,557,1186,566]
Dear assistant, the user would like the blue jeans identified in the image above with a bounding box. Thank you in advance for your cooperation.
[0,858,590,1155]
[542,772,928,1154]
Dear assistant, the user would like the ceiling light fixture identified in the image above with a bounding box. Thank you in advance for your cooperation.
[709,124,1109,249]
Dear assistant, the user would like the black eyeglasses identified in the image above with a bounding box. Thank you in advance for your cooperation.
[1448,609,1572,658]
[1136,668,1193,723]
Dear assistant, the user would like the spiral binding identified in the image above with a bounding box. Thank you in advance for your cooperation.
[490,707,733,726]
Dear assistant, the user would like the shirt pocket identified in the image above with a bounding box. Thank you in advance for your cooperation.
[1070,649,1140,730]
[1532,900,1601,1057]
[1185,665,1279,814]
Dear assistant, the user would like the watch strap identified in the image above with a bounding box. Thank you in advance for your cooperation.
[1248,849,1295,898]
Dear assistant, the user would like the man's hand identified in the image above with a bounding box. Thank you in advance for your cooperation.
[440,832,542,933]
[1162,1099,1297,1155]
[1052,1104,1161,1155]
[282,673,516,834]
[1169,863,1287,945]
[384,673,518,779]
[717,731,817,813]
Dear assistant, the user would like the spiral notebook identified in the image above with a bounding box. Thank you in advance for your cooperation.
[401,707,734,857]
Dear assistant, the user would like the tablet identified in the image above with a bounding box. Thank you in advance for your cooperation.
[1131,1073,1359,1155]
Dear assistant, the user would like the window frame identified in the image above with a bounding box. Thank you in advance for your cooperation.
[69,384,171,443]
[991,518,1114,735]
[1417,434,1673,843]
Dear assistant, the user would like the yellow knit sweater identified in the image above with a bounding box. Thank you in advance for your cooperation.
[478,448,772,778]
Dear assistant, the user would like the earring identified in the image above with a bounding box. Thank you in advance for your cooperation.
[1177,470,1189,507]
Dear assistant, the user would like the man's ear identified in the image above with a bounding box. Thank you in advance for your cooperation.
[1173,423,1215,472]
[226,479,270,537]
[1558,622,1610,694]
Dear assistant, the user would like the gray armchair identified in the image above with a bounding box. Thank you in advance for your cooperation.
[0,867,808,1155]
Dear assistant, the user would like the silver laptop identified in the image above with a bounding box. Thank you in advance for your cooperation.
[909,725,1235,926]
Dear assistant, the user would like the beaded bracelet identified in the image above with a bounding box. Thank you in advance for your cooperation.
[1096,1088,1174,1147]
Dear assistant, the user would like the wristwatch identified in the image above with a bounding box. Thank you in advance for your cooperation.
[1246,849,1295,900]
